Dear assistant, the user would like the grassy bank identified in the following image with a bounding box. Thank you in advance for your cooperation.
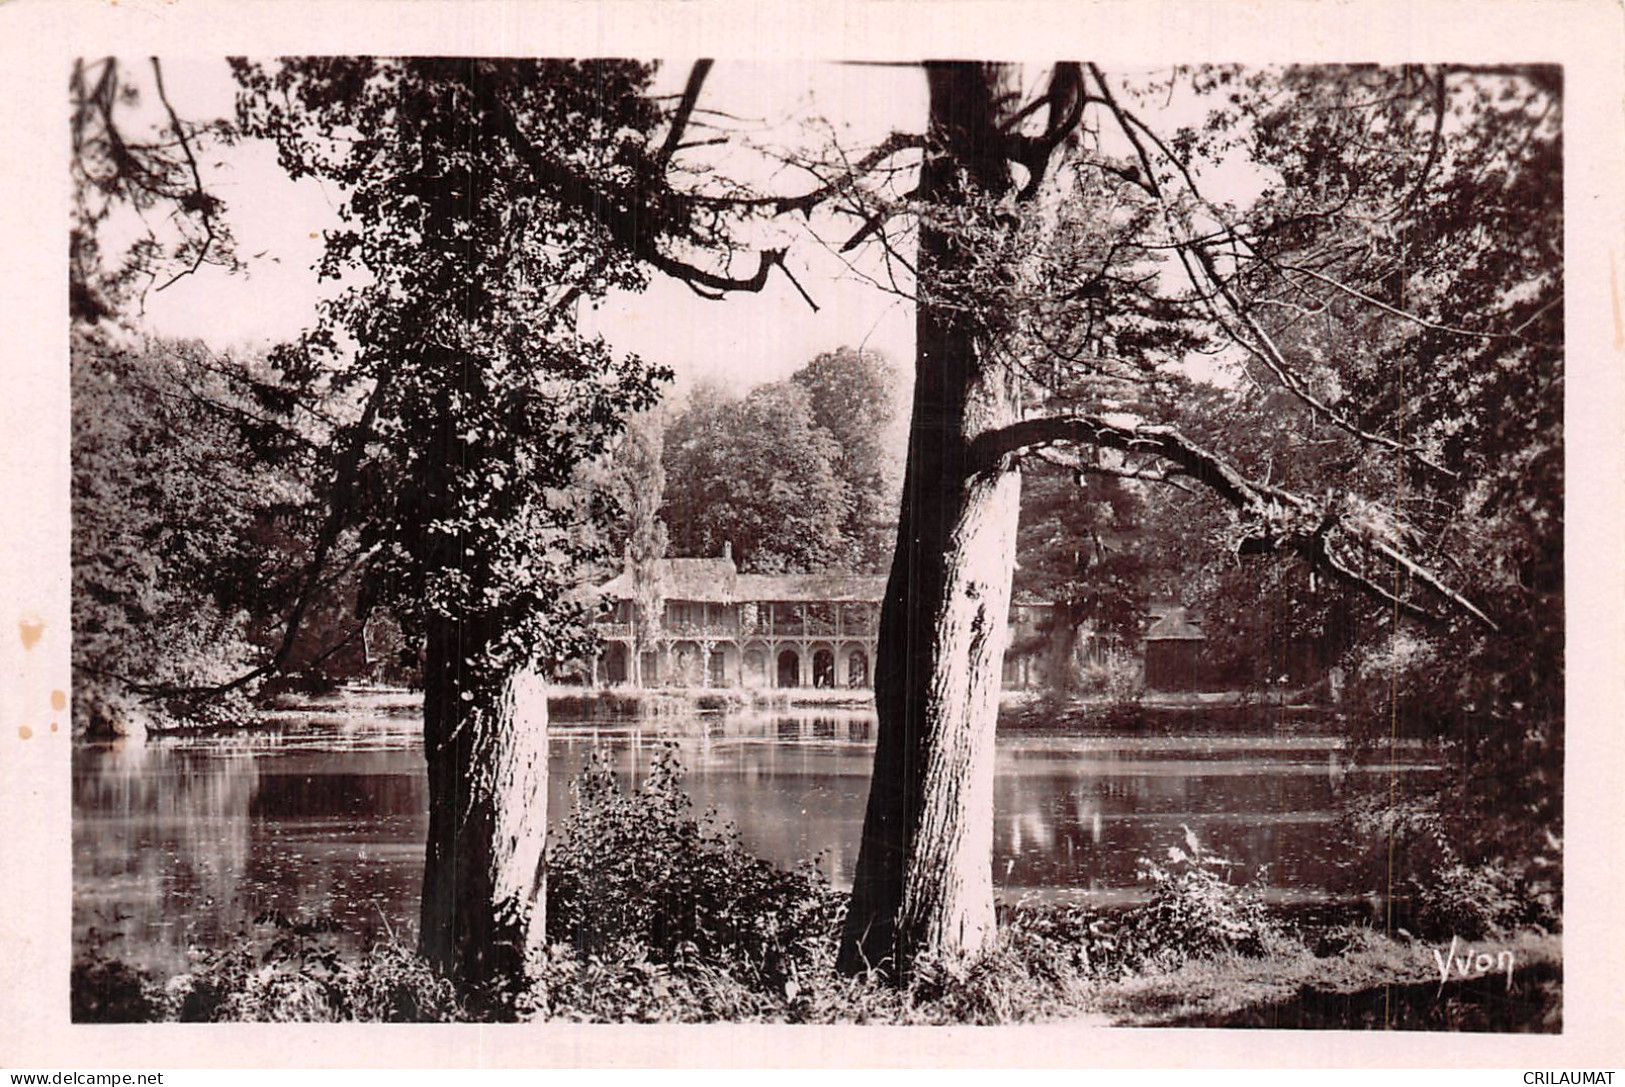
[114,683,1331,738]
[1087,929,1561,1030]
[72,909,1558,1029]
[999,694,1342,735]
[100,683,879,739]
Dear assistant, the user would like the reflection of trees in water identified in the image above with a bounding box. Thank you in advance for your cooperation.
[76,743,432,975]
[75,743,259,975]
[997,769,1101,887]
[242,758,428,941]
[79,719,1385,972]
[992,747,1353,892]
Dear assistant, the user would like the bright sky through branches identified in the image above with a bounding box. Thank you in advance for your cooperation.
[135,59,928,397]
[128,59,1267,396]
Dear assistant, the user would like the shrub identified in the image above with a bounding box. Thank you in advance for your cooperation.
[341,940,466,1022]
[1077,645,1143,703]
[545,746,840,991]
[71,953,164,1022]
[523,941,785,1023]
[1000,897,1126,979]
[1123,827,1278,969]
[149,915,467,1023]
[1413,862,1531,941]
[1332,791,1456,899]
[898,941,1081,1024]
[1330,791,1557,940]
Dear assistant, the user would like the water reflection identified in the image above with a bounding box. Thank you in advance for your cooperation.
[75,739,428,977]
[74,705,1432,974]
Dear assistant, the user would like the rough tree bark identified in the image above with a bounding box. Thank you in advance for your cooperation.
[834,61,1493,976]
[839,62,1038,974]
[415,378,551,986]
[419,620,550,984]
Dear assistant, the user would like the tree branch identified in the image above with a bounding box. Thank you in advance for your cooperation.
[657,60,714,171]
[148,58,221,293]
[973,412,1496,629]
[1086,67,1462,480]
[134,371,394,701]
[697,131,928,217]
[1399,67,1449,216]
[1186,242,1460,480]
[1258,255,1543,345]
[1032,445,1197,495]
[462,64,801,303]
[1010,63,1091,200]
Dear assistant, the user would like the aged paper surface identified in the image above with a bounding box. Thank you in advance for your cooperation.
[2,0,1620,1068]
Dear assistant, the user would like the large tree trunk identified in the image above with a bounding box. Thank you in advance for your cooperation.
[1045,605,1086,695]
[418,618,550,985]
[839,63,1032,975]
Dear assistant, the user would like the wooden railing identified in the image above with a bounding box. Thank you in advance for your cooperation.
[598,608,881,640]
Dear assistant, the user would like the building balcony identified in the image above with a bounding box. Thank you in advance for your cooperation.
[598,611,880,643]
[660,620,742,639]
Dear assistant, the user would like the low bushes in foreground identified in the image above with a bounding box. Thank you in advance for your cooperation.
[545,746,841,991]
[1331,790,1560,941]
[74,914,467,1023]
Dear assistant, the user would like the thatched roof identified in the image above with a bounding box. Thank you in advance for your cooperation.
[596,556,739,602]
[735,573,888,603]
[1146,606,1205,641]
[596,557,886,604]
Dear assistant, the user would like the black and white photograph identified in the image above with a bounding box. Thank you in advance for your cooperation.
[4,0,1624,1070]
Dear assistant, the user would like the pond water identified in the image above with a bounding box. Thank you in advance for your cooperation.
[73,699,1434,976]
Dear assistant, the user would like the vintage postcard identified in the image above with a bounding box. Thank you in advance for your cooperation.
[2,0,1621,1070]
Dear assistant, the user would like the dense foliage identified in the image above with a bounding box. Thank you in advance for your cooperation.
[1158,66,1562,899]
[790,347,907,570]
[662,381,849,573]
[660,348,902,573]
[70,334,319,731]
[231,58,678,683]
[73,920,466,1023]
[1014,462,1149,691]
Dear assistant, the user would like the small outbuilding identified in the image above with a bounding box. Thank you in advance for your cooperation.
[1144,606,1206,692]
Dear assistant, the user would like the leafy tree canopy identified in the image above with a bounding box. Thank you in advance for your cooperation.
[230,58,689,683]
[659,347,902,574]
[662,379,850,574]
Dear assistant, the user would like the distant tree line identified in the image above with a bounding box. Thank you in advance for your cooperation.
[654,346,904,575]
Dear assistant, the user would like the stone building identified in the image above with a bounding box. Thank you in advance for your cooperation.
[1002,591,1055,690]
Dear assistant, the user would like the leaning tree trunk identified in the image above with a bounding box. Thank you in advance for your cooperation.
[419,616,550,985]
[839,63,1035,975]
